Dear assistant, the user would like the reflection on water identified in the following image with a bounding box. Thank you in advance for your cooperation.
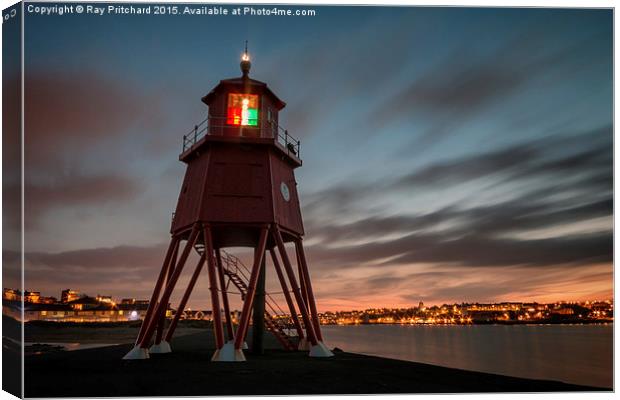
[322,324,612,388]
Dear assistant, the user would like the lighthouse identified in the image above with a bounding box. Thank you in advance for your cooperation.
[123,48,334,361]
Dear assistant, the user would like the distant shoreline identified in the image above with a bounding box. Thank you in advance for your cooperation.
[324,319,613,326]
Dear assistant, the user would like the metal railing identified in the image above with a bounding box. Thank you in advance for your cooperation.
[181,116,301,159]
[182,116,209,152]
[276,125,301,159]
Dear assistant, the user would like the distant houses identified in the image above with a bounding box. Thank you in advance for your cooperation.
[2,289,153,322]
[2,288,239,323]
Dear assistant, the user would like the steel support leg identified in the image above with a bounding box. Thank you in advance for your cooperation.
[297,250,310,309]
[251,251,266,354]
[272,227,318,347]
[269,248,305,341]
[204,226,225,350]
[154,242,179,346]
[215,249,235,341]
[137,224,200,349]
[233,227,269,350]
[163,253,207,343]
[135,237,179,346]
[295,239,324,342]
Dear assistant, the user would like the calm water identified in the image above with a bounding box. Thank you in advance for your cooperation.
[322,324,613,388]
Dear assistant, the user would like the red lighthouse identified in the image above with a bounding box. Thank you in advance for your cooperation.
[124,49,333,361]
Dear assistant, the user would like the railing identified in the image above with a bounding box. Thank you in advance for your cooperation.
[182,117,209,152]
[275,125,301,159]
[181,116,301,159]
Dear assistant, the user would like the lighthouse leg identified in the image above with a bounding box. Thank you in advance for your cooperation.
[203,226,227,360]
[161,252,207,349]
[294,240,323,342]
[269,248,305,347]
[124,237,179,359]
[294,240,332,356]
[229,227,269,360]
[133,237,179,349]
[215,249,235,342]
[297,250,310,310]
[151,242,180,353]
[124,224,200,360]
[272,226,325,355]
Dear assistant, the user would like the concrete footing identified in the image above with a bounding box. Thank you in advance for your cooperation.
[309,341,334,358]
[212,342,246,362]
[122,346,150,360]
[149,340,171,354]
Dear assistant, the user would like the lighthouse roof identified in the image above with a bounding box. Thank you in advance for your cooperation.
[201,76,286,110]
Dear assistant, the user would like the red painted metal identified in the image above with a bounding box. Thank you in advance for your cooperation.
[272,226,318,346]
[154,242,180,345]
[269,154,304,235]
[296,250,309,310]
[171,144,304,242]
[204,226,225,350]
[269,248,305,340]
[215,249,235,341]
[233,227,269,350]
[295,239,323,342]
[164,253,207,343]
[139,225,200,349]
[135,237,179,346]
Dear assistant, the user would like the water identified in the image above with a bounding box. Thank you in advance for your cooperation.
[322,324,613,389]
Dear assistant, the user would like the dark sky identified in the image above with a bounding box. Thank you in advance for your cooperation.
[6,5,612,310]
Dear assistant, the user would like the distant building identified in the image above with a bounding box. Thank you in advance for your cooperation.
[3,288,20,301]
[39,296,57,304]
[2,288,157,323]
[61,289,80,303]
[551,307,574,315]
[23,291,41,303]
[95,295,113,304]
[121,298,149,306]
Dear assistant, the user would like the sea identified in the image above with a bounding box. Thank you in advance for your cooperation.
[321,324,613,389]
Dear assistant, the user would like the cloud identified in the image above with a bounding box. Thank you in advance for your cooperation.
[23,243,171,296]
[396,264,613,304]
[24,70,159,143]
[371,29,610,152]
[0,69,169,232]
[2,172,143,230]
[25,243,167,271]
[303,125,611,222]
[22,243,220,308]
[393,125,611,190]
[27,173,142,225]
[300,125,612,271]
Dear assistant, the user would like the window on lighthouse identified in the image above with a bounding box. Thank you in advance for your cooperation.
[227,93,259,126]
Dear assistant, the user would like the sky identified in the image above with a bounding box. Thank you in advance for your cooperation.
[3,5,613,311]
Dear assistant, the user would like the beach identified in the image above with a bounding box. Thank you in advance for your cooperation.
[21,323,609,397]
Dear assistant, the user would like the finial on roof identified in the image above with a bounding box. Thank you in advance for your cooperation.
[240,40,251,78]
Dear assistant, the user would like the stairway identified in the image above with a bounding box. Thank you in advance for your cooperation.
[193,244,297,350]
